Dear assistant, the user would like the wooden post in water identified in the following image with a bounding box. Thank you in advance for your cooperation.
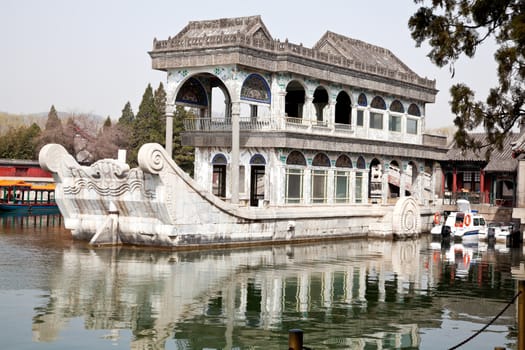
[511,264,525,350]
[519,280,525,350]
[288,329,303,350]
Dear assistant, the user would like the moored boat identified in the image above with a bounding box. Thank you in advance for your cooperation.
[0,180,58,214]
[480,221,521,245]
[430,199,487,241]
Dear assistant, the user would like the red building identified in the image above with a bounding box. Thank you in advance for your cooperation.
[441,133,518,207]
[0,159,53,183]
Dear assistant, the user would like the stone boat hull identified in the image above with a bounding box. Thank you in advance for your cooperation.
[39,143,432,248]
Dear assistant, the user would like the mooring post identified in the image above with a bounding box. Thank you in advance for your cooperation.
[288,329,303,350]
[518,280,525,350]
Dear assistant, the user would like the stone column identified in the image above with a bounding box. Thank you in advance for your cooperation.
[304,168,311,204]
[231,101,240,204]
[400,165,406,198]
[382,162,388,204]
[517,160,525,208]
[304,96,313,125]
[326,101,335,127]
[363,170,370,204]
[327,169,334,204]
[165,104,175,158]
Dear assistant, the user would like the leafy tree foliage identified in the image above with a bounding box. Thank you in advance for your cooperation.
[409,0,525,156]
[0,123,41,159]
[89,120,129,161]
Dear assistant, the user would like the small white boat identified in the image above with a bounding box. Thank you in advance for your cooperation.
[480,222,518,244]
[431,199,487,241]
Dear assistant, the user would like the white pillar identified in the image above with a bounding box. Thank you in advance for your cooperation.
[231,101,240,204]
[165,104,175,158]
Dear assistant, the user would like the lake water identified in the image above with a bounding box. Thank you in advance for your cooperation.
[0,213,522,349]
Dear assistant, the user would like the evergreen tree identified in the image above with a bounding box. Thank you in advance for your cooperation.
[128,83,167,165]
[45,105,61,130]
[172,106,195,176]
[103,116,112,130]
[154,82,167,120]
[37,105,70,153]
[409,0,525,156]
[0,123,41,159]
[119,101,134,125]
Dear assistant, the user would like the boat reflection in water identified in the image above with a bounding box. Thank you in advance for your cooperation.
[0,211,62,229]
[19,233,516,350]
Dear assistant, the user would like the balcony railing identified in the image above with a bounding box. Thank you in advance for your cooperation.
[183,116,352,134]
[181,116,437,146]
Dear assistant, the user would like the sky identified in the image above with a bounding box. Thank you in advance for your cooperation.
[1,0,498,129]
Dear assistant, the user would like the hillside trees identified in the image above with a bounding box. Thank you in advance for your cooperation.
[409,0,525,156]
[0,82,195,171]
[0,123,41,159]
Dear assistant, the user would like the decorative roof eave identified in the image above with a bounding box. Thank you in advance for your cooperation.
[446,133,520,171]
[149,45,438,102]
[484,159,518,172]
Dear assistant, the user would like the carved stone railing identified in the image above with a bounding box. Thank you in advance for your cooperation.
[183,117,336,132]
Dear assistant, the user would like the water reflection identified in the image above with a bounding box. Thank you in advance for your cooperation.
[0,211,62,230]
[4,233,512,350]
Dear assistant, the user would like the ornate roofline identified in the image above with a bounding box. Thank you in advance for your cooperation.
[151,16,436,92]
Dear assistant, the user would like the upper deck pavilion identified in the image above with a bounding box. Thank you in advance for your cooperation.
[149,15,437,103]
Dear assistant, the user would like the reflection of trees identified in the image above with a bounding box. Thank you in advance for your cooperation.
[31,238,518,349]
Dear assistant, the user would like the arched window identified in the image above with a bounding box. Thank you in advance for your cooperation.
[371,96,386,109]
[250,154,266,165]
[407,104,421,135]
[355,156,366,203]
[285,151,306,203]
[250,154,266,207]
[336,155,352,168]
[357,93,367,106]
[212,153,227,198]
[389,100,404,132]
[312,153,330,203]
[389,100,404,113]
[313,87,328,123]
[370,97,386,130]
[335,91,352,125]
[176,77,208,107]
[335,155,352,203]
[312,153,330,167]
[407,103,421,116]
[369,158,382,202]
[241,74,271,104]
[357,156,366,169]
[356,94,367,127]
[212,154,227,164]
[388,160,401,199]
[286,151,307,166]
[285,81,305,119]
[405,161,419,196]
